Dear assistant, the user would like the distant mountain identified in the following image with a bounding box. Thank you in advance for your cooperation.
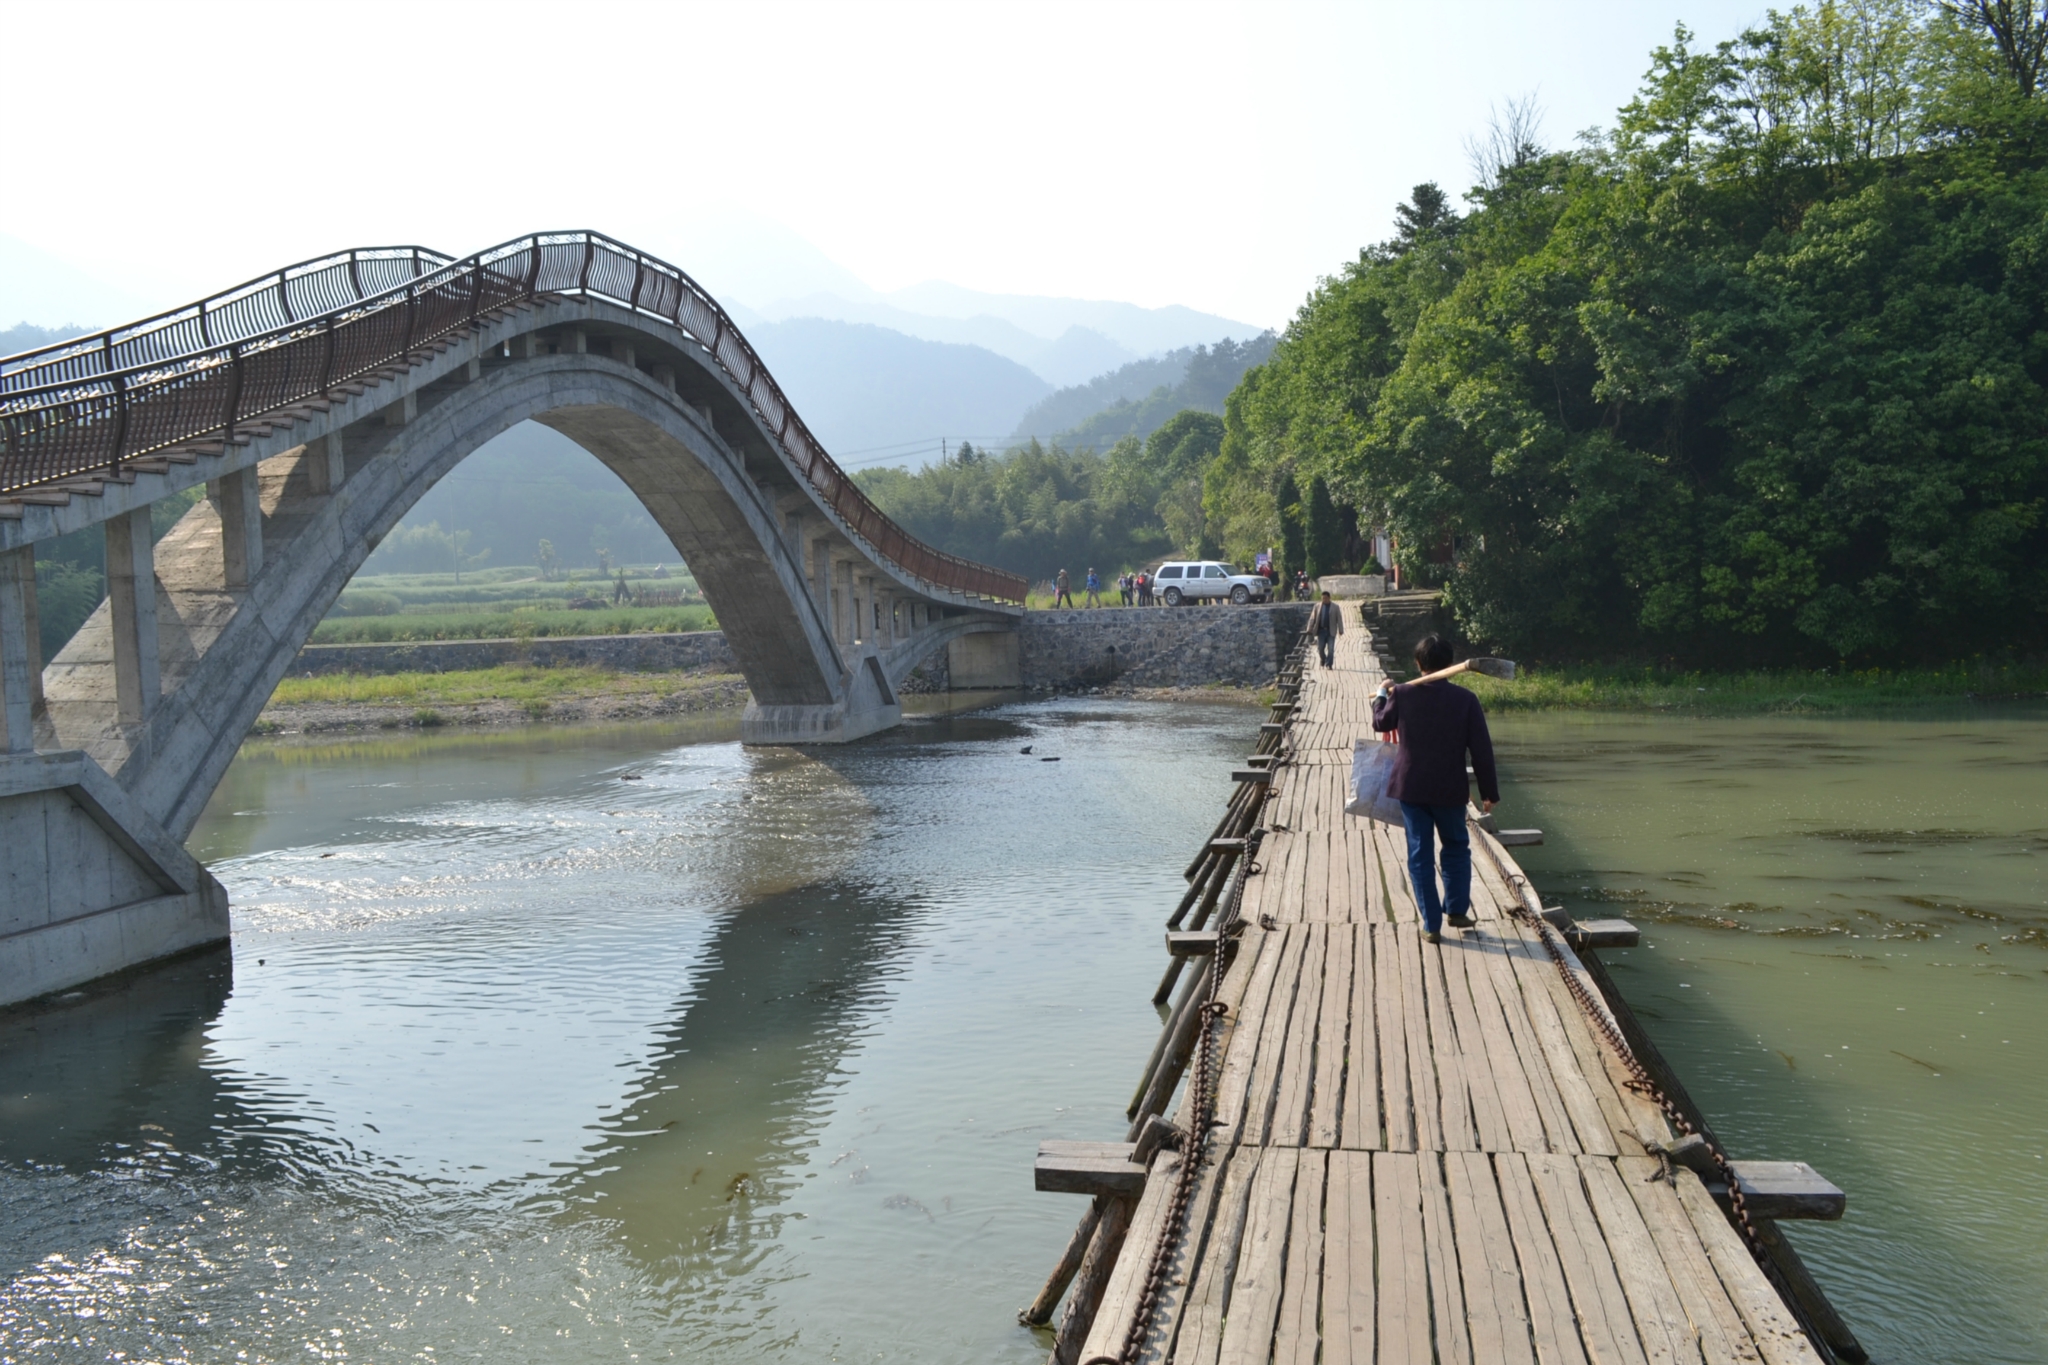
[884,279,1262,359]
[0,321,87,362]
[743,317,1051,461]
[1013,333,1279,449]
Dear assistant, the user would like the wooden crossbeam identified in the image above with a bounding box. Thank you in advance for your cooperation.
[1036,1141,1147,1197]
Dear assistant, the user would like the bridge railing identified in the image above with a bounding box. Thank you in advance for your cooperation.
[0,231,1027,604]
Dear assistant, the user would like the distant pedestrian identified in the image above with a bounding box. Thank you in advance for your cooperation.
[1371,634,1500,944]
[1054,568,1075,608]
[1135,571,1150,606]
[1309,589,1344,667]
[1118,572,1133,606]
[1084,568,1103,608]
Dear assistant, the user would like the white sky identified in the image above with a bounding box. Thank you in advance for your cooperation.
[3,0,1773,331]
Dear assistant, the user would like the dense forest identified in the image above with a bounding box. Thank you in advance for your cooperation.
[1009,333,1278,447]
[1207,1,2048,664]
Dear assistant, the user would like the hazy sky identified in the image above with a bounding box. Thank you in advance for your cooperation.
[3,0,1775,331]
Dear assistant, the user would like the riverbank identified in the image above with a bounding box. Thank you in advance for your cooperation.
[255,666,1274,733]
[1459,661,2048,714]
[256,666,752,733]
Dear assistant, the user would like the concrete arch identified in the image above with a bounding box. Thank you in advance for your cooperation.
[0,282,1021,1005]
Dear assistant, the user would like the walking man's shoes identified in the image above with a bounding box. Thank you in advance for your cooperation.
[1424,930,1442,944]
[1447,914,1476,930]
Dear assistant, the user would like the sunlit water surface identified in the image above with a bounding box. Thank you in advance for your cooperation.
[3,702,2043,1364]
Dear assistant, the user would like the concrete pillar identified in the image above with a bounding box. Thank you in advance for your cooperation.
[837,561,856,645]
[567,328,588,355]
[810,537,833,633]
[614,340,636,369]
[518,332,542,359]
[106,507,160,725]
[654,364,676,391]
[879,593,896,648]
[211,465,263,588]
[464,355,482,382]
[383,392,417,427]
[307,432,345,495]
[0,546,37,751]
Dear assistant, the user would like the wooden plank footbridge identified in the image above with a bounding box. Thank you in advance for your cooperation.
[1027,622,1862,1365]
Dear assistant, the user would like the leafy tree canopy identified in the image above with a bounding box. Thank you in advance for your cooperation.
[1213,1,2048,663]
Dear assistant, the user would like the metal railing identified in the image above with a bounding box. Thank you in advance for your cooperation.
[0,231,1027,604]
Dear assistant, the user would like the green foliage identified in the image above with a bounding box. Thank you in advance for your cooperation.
[1276,470,1305,582]
[857,427,1205,577]
[1217,5,2048,664]
[1040,335,1279,449]
[1304,476,1346,578]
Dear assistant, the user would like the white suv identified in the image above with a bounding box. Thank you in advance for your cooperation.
[1153,560,1272,606]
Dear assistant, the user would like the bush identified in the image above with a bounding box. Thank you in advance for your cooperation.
[333,591,403,617]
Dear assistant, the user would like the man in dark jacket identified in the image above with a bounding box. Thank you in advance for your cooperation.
[1309,590,1345,666]
[1370,634,1499,942]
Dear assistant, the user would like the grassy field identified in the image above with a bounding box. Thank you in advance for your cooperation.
[314,565,714,643]
[266,665,741,716]
[1455,661,2048,713]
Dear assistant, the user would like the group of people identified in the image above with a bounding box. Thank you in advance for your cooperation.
[1049,567,1160,607]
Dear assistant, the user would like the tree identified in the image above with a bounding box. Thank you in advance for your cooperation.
[1391,183,1459,251]
[537,538,560,581]
[1276,470,1305,582]
[1941,0,2048,96]
[1304,476,1346,579]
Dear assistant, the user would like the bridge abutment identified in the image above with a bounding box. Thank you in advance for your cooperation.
[0,751,230,1007]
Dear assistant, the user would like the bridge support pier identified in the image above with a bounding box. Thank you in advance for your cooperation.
[211,465,264,588]
[0,546,38,751]
[105,508,160,725]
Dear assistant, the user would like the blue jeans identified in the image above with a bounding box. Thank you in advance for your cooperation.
[1399,801,1471,934]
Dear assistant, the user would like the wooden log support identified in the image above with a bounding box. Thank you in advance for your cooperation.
[1021,1197,1103,1326]
[1130,957,1216,1130]
[1167,930,1219,957]
[1497,828,1545,846]
[1051,1195,1137,1365]
[1706,1162,1845,1221]
[1259,722,1285,734]
[1132,957,1214,1118]
[1207,836,1249,854]
[1232,769,1272,784]
[1567,918,1641,950]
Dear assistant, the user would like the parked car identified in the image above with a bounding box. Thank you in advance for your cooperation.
[1152,560,1272,606]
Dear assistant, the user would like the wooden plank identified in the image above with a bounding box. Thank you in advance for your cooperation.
[1270,925,1327,1146]
[1669,1169,1826,1365]
[1344,924,1384,1150]
[1082,1150,1184,1363]
[1169,1146,1264,1365]
[1204,924,1292,1143]
[1468,921,1593,1155]
[1309,924,1352,1148]
[1579,1156,1707,1365]
[1321,1150,1374,1365]
[1494,1153,1593,1365]
[1527,1151,1652,1365]
[1432,925,1508,1152]
[1241,927,1310,1146]
[1373,1151,1434,1365]
[1303,829,1331,924]
[1216,1146,1300,1364]
[1272,1148,1327,1365]
[1417,1151,1474,1364]
[1444,930,1551,1153]
[1446,1150,1536,1365]
[1036,1140,1147,1196]
[1378,821,1420,921]
[1496,910,1642,1149]
[1375,923,1417,1151]
[1400,919,1458,1151]
[1177,926,1273,1136]
[1133,1138,1238,1365]
[1618,1157,1764,1365]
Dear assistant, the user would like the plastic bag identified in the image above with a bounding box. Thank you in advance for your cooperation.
[1346,737,1405,826]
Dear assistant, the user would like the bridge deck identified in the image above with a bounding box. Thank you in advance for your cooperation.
[1085,629,1822,1365]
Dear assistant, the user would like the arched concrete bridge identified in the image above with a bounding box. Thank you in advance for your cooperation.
[0,232,1026,1005]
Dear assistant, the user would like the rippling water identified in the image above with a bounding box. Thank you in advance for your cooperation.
[1493,708,2048,1365]
[0,701,1256,1363]
[4,702,2043,1363]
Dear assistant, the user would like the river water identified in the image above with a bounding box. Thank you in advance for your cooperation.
[1,701,2043,1363]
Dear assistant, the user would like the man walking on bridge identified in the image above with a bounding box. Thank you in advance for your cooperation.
[1054,568,1075,608]
[1371,634,1499,944]
[1084,568,1103,608]
[1309,590,1344,667]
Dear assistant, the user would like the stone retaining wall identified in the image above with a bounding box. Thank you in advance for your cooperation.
[1017,603,1313,689]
